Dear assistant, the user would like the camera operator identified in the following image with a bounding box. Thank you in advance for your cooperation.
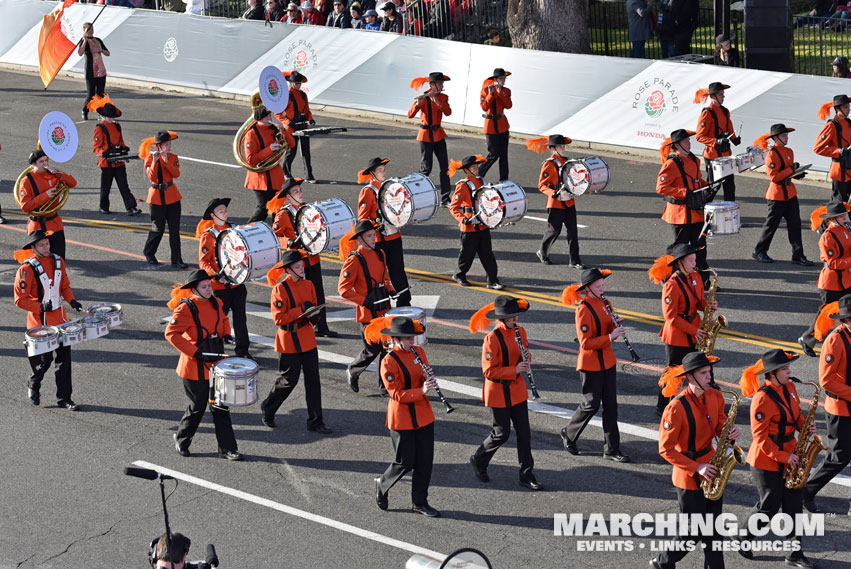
[153,532,189,569]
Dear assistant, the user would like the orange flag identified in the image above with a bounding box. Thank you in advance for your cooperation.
[38,0,79,90]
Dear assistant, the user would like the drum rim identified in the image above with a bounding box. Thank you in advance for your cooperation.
[27,326,60,339]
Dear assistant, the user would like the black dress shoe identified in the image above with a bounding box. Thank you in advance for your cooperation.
[469,455,489,482]
[560,427,578,455]
[452,274,471,286]
[218,450,244,461]
[785,553,815,568]
[174,433,190,457]
[308,423,333,434]
[82,110,88,120]
[0,214,6,224]
[738,546,754,560]
[171,261,189,269]
[375,477,388,510]
[798,336,817,358]
[146,256,160,266]
[412,503,441,517]
[570,262,586,270]
[486,282,504,290]
[792,256,814,267]
[346,368,359,393]
[603,450,631,463]
[536,250,553,265]
[314,328,339,338]
[519,477,544,491]
[28,388,40,406]
[649,558,663,569]
[99,208,111,214]
[127,207,142,216]
[261,414,276,428]
[752,251,774,263]
[306,176,317,184]
[802,497,821,513]
[58,400,80,411]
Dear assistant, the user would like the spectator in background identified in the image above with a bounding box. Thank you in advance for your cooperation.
[423,0,452,38]
[315,0,334,18]
[285,1,303,21]
[243,0,266,19]
[406,0,424,35]
[671,0,699,55]
[78,22,109,121]
[267,0,285,20]
[301,0,326,23]
[349,0,374,11]
[626,0,654,58]
[826,2,851,30]
[350,3,365,27]
[484,28,500,45]
[380,2,403,32]
[713,33,740,67]
[327,0,353,26]
[183,0,205,14]
[656,0,676,58]
[363,8,381,29]
[160,0,186,11]
[833,56,851,78]
[794,0,833,28]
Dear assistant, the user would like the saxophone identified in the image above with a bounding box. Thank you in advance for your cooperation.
[785,379,828,489]
[702,388,744,501]
[696,268,727,356]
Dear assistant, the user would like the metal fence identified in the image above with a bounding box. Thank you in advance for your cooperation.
[792,15,851,76]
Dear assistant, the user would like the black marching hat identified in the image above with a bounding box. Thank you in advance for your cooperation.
[281,249,307,267]
[831,293,851,320]
[460,155,487,170]
[670,129,696,144]
[180,269,213,290]
[667,242,700,266]
[820,200,849,220]
[97,103,121,118]
[485,295,529,319]
[769,123,795,137]
[254,106,272,121]
[287,71,307,84]
[834,94,850,107]
[489,68,511,79]
[576,268,611,291]
[548,134,571,147]
[428,71,450,82]
[677,351,717,376]
[28,148,47,165]
[708,82,730,95]
[380,316,425,337]
[760,348,799,374]
[23,229,51,249]
[154,131,178,144]
[349,219,380,240]
[361,156,390,176]
[202,198,231,220]
[280,177,304,196]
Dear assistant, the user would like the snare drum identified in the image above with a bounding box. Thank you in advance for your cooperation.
[87,303,123,329]
[386,306,427,346]
[212,357,260,407]
[57,320,85,347]
[473,182,527,229]
[24,325,60,357]
[704,201,740,235]
[379,174,439,228]
[216,222,282,285]
[710,157,737,180]
[747,146,765,169]
[563,156,610,195]
[82,314,110,340]
[296,198,355,255]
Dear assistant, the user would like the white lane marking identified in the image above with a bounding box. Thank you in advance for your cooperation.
[180,156,242,169]
[132,460,447,561]
[524,214,587,228]
[246,296,441,325]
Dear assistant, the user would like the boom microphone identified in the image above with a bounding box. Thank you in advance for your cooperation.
[123,466,173,481]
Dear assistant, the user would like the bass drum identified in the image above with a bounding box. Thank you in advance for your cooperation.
[296,198,355,255]
[378,173,439,228]
[473,182,527,229]
[563,156,609,195]
[216,222,282,285]
[212,357,260,407]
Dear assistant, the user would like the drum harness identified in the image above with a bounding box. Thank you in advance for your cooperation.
[768,146,792,200]
[461,179,484,232]
[276,280,310,349]
[704,106,731,156]
[546,156,571,200]
[26,255,63,324]
[205,226,235,289]
[829,117,851,174]
[350,249,389,318]
[662,154,705,224]
[151,157,174,206]
[179,297,223,399]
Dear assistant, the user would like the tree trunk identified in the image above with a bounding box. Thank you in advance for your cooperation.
[507,0,590,54]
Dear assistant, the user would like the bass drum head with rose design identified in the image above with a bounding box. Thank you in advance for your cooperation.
[215,222,282,285]
[378,173,439,228]
[295,198,355,255]
[473,182,527,229]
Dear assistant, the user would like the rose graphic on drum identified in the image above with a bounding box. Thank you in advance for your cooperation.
[473,182,527,229]
[378,174,439,228]
[216,222,282,285]
[295,198,355,255]
[562,156,609,196]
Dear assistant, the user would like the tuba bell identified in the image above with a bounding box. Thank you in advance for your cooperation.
[232,90,289,173]
[14,166,70,217]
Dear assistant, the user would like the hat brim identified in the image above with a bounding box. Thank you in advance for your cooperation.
[820,209,848,220]
[23,231,51,249]
[461,157,487,169]
[154,132,178,144]
[349,225,379,241]
[576,272,611,291]
[180,276,213,290]
[362,158,390,176]
[202,198,231,220]
[677,360,718,377]
[485,306,529,320]
[490,71,511,79]
[830,310,851,320]
[761,353,800,373]
[379,327,418,337]
[287,74,307,84]
[99,108,121,118]
[667,246,701,266]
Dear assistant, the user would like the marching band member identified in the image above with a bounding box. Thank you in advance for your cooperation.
[373,316,440,517]
[803,294,851,514]
[89,95,141,216]
[165,270,243,461]
[738,349,816,568]
[528,134,583,268]
[559,269,629,462]
[197,198,251,359]
[19,148,77,259]
[357,157,411,306]
[140,130,186,268]
[814,94,851,203]
[751,124,812,265]
[269,178,338,337]
[277,71,316,183]
[338,220,395,393]
[656,129,709,276]
[408,72,452,206]
[649,243,716,415]
[14,230,84,410]
[468,295,543,491]
[695,82,740,202]
[478,68,513,182]
[260,250,332,433]
[652,352,740,569]
[244,106,291,223]
[448,155,502,289]
[798,202,851,356]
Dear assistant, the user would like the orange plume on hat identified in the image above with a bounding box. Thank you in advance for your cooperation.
[815,301,840,341]
[167,283,192,309]
[516,299,529,310]
[266,261,285,286]
[195,219,215,239]
[659,137,673,164]
[752,132,772,151]
[266,193,287,215]
[412,320,426,334]
[481,77,494,91]
[410,76,429,90]
[14,249,31,264]
[87,93,115,113]
[818,101,835,121]
[338,225,357,260]
[648,255,675,284]
[526,136,549,154]
[138,136,156,160]
[469,302,495,333]
[811,202,851,230]
[365,315,393,344]
[560,284,583,306]
[693,88,710,104]
[447,159,463,178]
[357,169,372,184]
[740,359,764,397]
[659,365,685,398]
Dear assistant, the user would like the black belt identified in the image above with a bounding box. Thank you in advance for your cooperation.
[419,124,442,131]
[825,389,851,403]
[486,377,515,385]
[682,445,712,459]
[769,433,795,445]
[664,196,687,205]
[482,113,504,120]
[30,214,58,222]
[280,320,310,333]
[151,182,174,190]
[460,207,475,213]
[678,312,698,323]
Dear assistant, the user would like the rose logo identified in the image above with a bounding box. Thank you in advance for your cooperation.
[163,37,179,63]
[268,79,279,97]
[645,90,666,118]
[294,50,308,70]
[51,126,65,146]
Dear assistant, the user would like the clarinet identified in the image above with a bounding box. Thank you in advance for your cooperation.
[410,346,454,413]
[513,326,541,400]
[600,294,640,362]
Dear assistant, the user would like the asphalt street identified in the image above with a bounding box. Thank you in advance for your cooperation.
[0,69,849,568]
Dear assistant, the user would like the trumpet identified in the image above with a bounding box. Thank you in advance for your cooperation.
[14,167,69,217]
[232,90,289,173]
[409,347,454,414]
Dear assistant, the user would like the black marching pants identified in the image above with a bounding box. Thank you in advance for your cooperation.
[143,201,183,263]
[248,188,277,224]
[472,401,534,480]
[305,261,331,333]
[540,206,580,263]
[479,131,510,181]
[800,288,850,350]
[348,323,384,381]
[28,345,72,403]
[377,238,411,307]
[261,348,323,428]
[563,367,620,453]
[832,179,851,203]
[804,413,851,499]
[456,229,498,284]
[754,197,804,258]
[670,222,708,270]
[214,285,249,356]
[284,136,313,179]
[377,422,435,507]
[419,139,451,202]
[742,467,804,554]
[175,377,238,453]
[83,75,106,113]
[99,165,137,212]
[656,487,725,568]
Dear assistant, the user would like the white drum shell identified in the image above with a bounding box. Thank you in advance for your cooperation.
[296,198,355,255]
[82,315,110,340]
[379,174,439,228]
[24,325,60,357]
[87,303,123,329]
[705,201,740,235]
[216,222,282,285]
[386,306,428,346]
[564,156,610,195]
[57,321,85,347]
[212,357,260,406]
[710,157,737,180]
[473,182,527,229]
